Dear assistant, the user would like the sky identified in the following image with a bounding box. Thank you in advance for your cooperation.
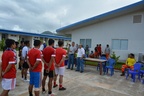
[0,0,141,33]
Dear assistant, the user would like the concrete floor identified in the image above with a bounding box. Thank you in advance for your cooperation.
[0,65,144,96]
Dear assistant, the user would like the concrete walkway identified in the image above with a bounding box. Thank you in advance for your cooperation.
[0,65,144,96]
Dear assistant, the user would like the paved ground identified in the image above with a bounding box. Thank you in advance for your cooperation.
[0,65,144,96]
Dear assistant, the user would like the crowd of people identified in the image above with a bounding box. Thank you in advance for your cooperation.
[0,39,137,96]
[0,38,67,96]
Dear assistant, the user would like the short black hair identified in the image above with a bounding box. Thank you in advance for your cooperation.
[24,40,29,45]
[5,39,15,48]
[58,40,64,47]
[48,39,54,45]
[21,41,24,44]
[34,40,41,46]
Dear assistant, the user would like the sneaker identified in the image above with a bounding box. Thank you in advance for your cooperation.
[80,71,83,73]
[24,79,30,82]
[42,88,46,94]
[59,87,66,91]
[53,84,58,88]
[48,93,55,96]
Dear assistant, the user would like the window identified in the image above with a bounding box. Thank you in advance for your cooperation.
[112,39,128,50]
[133,15,142,23]
[80,39,91,48]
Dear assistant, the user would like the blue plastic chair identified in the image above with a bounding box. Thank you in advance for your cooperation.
[140,69,144,84]
[97,56,107,74]
[104,58,115,76]
[126,63,142,82]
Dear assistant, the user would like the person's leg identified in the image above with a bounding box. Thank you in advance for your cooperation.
[1,90,9,96]
[80,59,84,73]
[42,76,47,92]
[48,71,54,95]
[42,70,48,93]
[48,77,53,94]
[53,68,58,88]
[34,72,41,96]
[59,67,66,91]
[121,64,128,76]
[29,72,34,96]
[76,58,80,71]
[24,68,28,80]
[67,54,71,69]
[71,55,74,70]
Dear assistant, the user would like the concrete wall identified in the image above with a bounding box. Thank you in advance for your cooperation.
[67,11,144,61]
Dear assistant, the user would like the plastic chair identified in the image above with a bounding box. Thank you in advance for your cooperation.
[140,67,144,84]
[126,63,142,82]
[97,56,107,73]
[104,58,115,76]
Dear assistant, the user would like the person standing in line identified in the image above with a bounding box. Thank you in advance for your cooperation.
[18,41,24,70]
[0,39,17,96]
[105,44,110,59]
[67,42,76,70]
[21,40,30,81]
[76,44,85,73]
[41,39,55,96]
[27,40,42,96]
[53,40,67,91]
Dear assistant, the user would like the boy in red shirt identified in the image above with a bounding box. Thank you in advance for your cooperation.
[1,39,16,96]
[27,40,42,96]
[53,40,66,91]
[42,39,55,96]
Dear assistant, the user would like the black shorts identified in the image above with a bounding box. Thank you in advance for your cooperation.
[23,62,29,69]
[43,70,55,78]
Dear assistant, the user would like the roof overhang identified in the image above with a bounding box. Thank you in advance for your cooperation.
[56,0,144,33]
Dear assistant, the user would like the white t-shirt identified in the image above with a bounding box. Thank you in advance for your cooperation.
[22,46,29,60]
[39,44,44,51]
[77,47,85,57]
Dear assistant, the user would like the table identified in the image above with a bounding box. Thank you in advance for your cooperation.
[84,58,107,75]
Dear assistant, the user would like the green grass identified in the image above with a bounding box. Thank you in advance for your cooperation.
[85,61,124,70]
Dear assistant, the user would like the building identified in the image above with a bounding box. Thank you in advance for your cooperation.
[0,29,71,48]
[56,0,144,61]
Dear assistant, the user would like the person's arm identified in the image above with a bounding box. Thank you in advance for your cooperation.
[27,57,32,70]
[2,64,13,76]
[31,60,40,70]
[81,48,85,59]
[56,55,66,67]
[47,56,54,70]
[41,56,49,66]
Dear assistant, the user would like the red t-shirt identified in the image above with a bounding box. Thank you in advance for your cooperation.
[42,46,55,70]
[55,47,66,67]
[2,50,16,78]
[27,48,42,72]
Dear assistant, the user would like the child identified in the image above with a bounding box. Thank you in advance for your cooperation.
[1,39,16,96]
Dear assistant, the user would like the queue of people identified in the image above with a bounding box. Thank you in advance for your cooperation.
[0,38,67,96]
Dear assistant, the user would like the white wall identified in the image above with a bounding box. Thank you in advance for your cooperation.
[68,11,144,61]
[8,34,19,41]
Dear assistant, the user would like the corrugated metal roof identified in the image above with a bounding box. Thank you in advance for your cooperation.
[0,29,71,40]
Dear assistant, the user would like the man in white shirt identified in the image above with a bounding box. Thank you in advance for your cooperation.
[76,44,85,73]
[21,40,30,81]
[67,42,76,70]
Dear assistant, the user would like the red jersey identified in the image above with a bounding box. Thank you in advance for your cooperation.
[42,46,55,70]
[2,49,16,78]
[55,47,66,67]
[27,48,42,72]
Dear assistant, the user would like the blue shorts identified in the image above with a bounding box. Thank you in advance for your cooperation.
[29,72,41,88]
